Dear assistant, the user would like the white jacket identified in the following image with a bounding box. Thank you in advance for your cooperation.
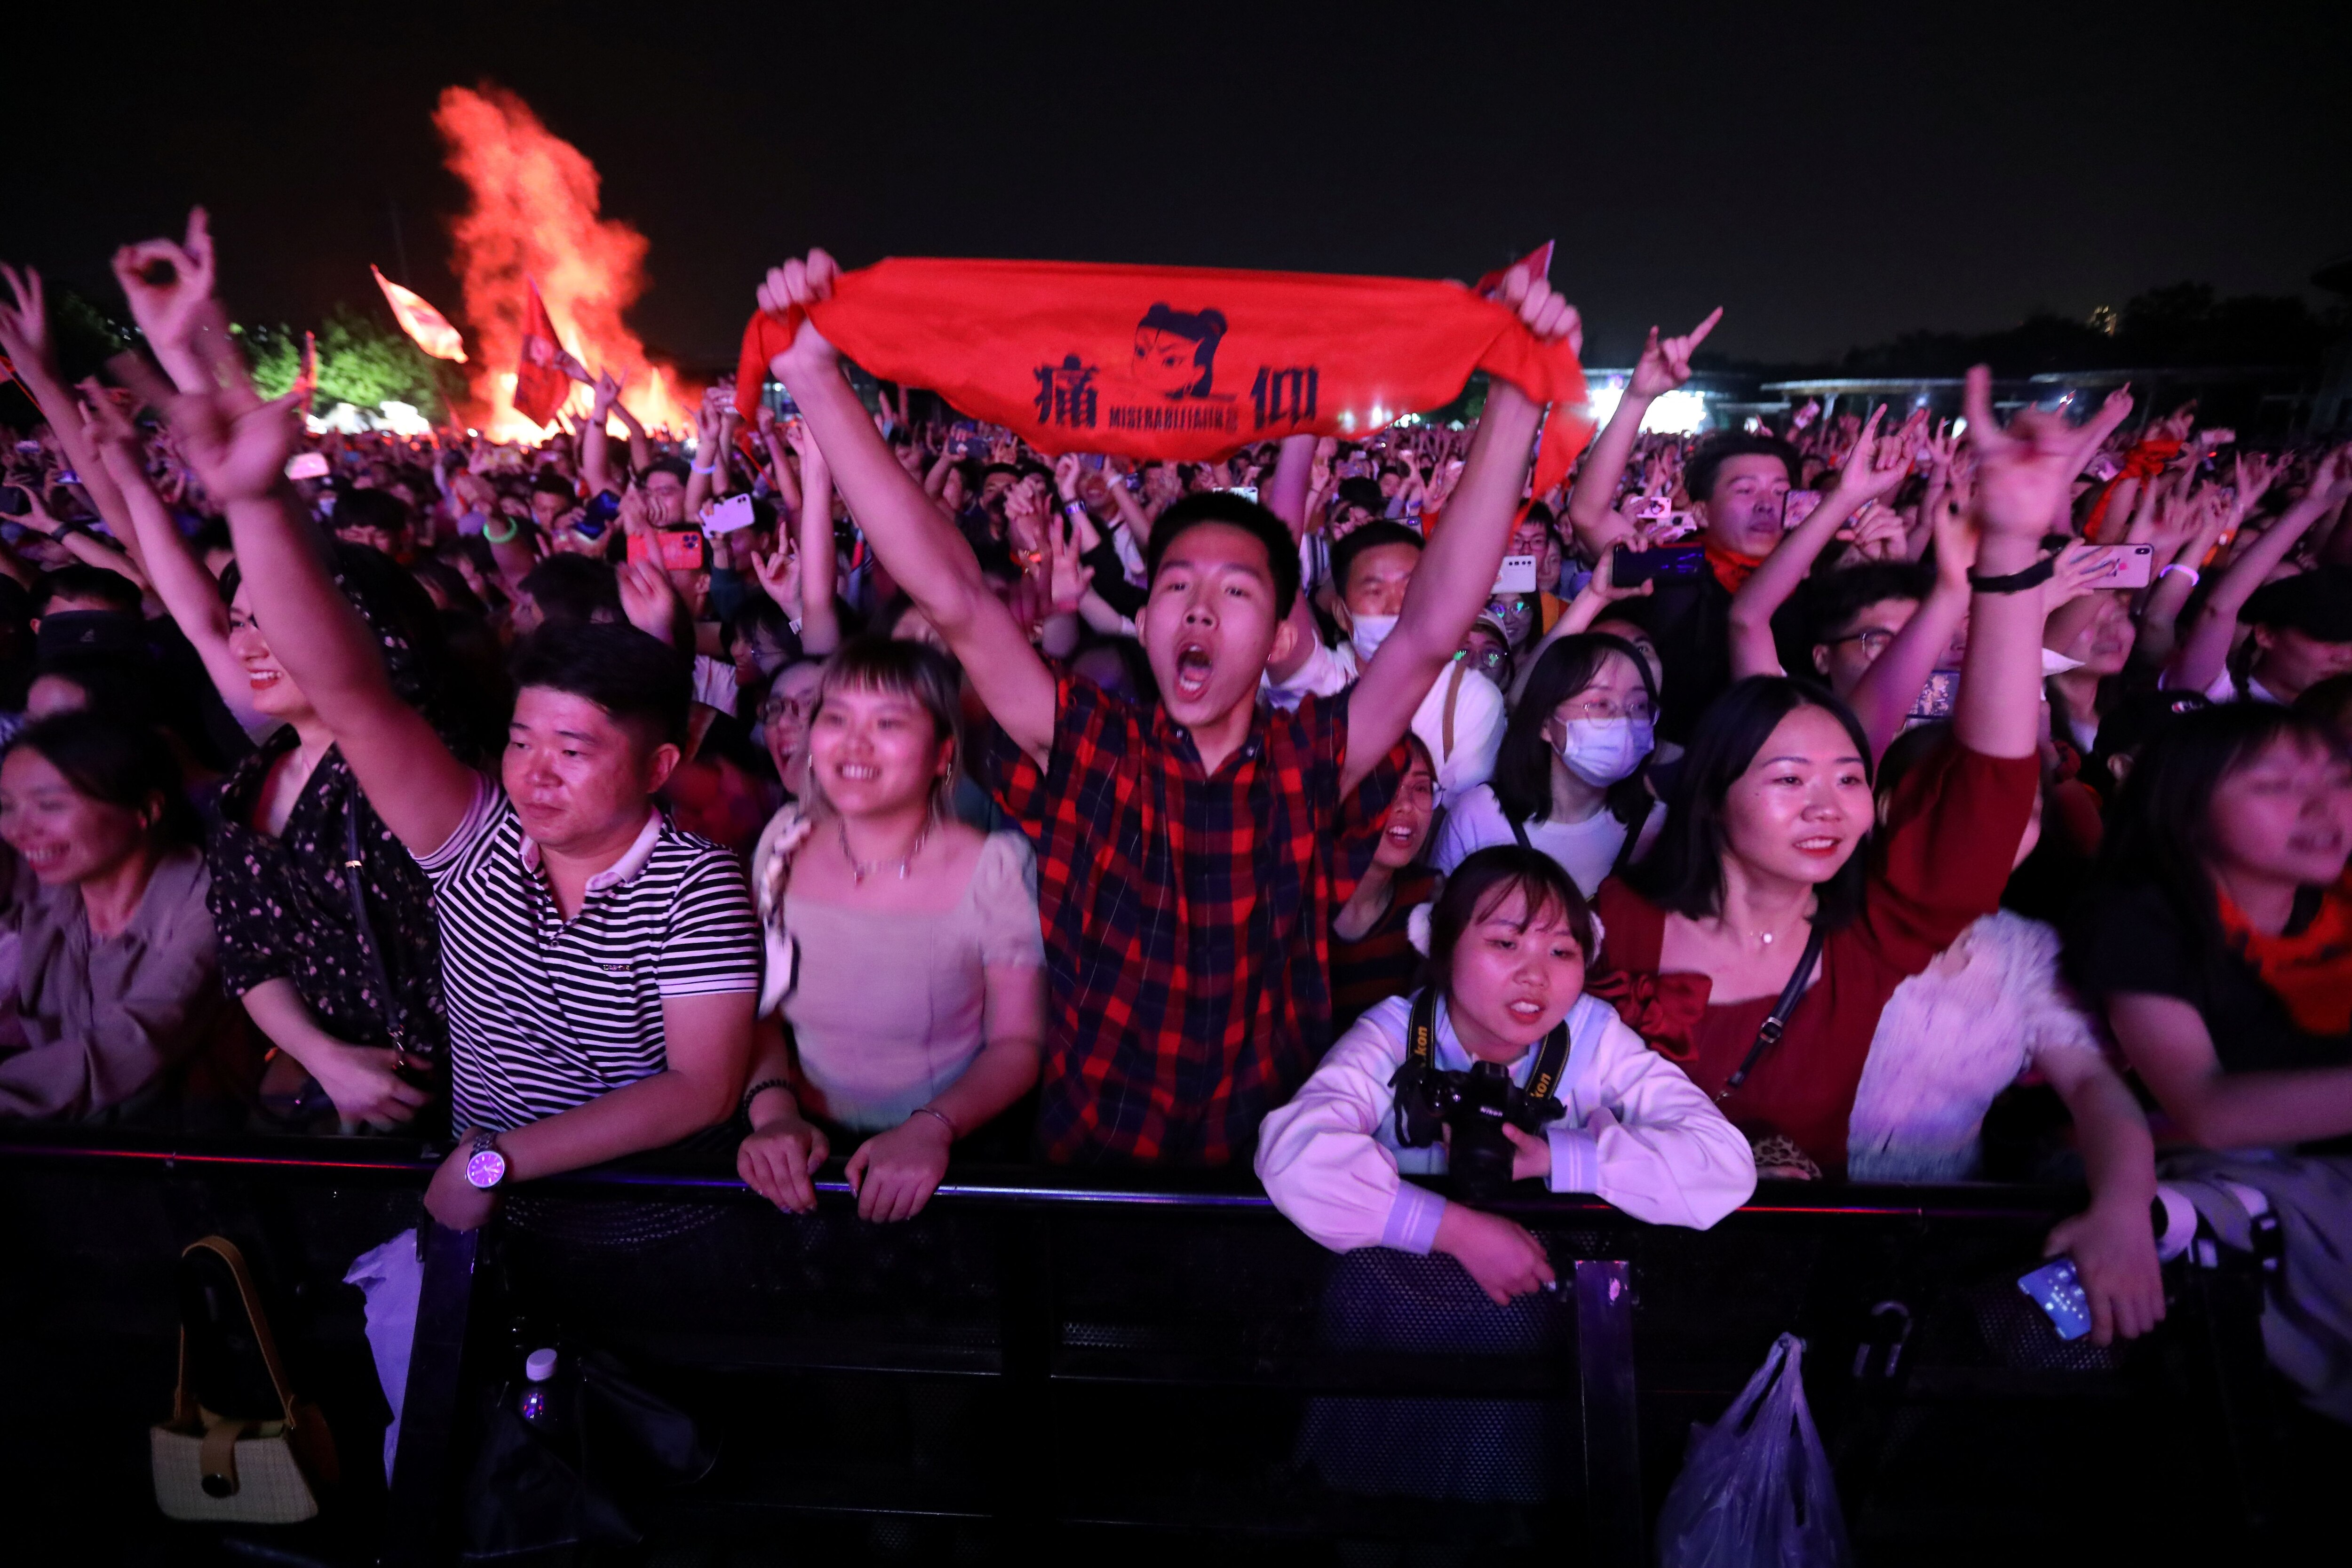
[1256,991,1756,1253]
[1262,641,1504,810]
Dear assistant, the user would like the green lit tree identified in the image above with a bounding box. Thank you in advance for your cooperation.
[242,306,449,422]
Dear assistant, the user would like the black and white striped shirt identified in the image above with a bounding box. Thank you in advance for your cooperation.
[418,777,760,1131]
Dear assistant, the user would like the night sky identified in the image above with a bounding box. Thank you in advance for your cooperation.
[10,1,2347,370]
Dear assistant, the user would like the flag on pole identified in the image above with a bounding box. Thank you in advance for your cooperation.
[513,278,574,428]
[370,266,467,363]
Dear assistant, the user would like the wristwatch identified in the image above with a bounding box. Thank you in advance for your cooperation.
[464,1129,509,1191]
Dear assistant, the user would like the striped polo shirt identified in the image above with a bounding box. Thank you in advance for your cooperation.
[418,776,761,1131]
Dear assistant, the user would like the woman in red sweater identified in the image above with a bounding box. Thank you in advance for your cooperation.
[1587,370,2109,1177]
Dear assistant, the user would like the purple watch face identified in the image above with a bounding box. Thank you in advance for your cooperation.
[465,1147,508,1190]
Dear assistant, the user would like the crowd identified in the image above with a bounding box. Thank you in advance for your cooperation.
[1,215,2350,1426]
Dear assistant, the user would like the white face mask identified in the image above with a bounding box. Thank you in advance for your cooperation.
[1556,717,1654,787]
[1350,613,1399,665]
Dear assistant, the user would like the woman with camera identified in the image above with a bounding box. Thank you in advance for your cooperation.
[1257,846,1753,1305]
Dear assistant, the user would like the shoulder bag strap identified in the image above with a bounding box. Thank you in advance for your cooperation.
[183,1236,302,1430]
[1524,1018,1573,1102]
[342,803,407,1057]
[1717,922,1829,1103]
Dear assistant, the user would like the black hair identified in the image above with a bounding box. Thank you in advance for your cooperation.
[1800,560,1934,648]
[530,472,580,501]
[2,709,200,849]
[724,594,800,667]
[1335,476,1385,514]
[1686,433,1800,508]
[644,455,692,486]
[1622,675,1875,929]
[333,487,412,537]
[2294,670,2352,737]
[518,555,624,628]
[1135,303,1229,396]
[1144,491,1302,618]
[1494,633,1659,834]
[32,651,162,730]
[1329,520,1425,599]
[1422,844,1597,991]
[1871,718,1950,808]
[407,558,489,622]
[33,564,143,616]
[509,621,692,748]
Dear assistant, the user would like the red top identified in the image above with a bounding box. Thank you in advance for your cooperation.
[1587,740,2038,1173]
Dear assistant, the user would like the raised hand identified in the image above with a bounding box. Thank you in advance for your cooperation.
[1830,405,1924,506]
[756,250,844,380]
[1492,263,1583,353]
[752,539,803,614]
[1628,307,1724,399]
[110,208,219,391]
[1963,365,2092,541]
[0,264,56,378]
[1045,515,1095,615]
[616,557,683,645]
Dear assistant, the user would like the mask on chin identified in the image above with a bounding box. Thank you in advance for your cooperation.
[1556,717,1654,787]
[1350,613,1399,665]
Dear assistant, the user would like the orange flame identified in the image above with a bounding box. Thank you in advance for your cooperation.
[433,84,696,442]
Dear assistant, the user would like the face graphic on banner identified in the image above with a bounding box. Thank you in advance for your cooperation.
[1131,303,1227,398]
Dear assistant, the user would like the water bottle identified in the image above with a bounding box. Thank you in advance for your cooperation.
[517,1347,561,1425]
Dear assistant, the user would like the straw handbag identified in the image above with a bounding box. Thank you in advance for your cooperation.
[150,1236,339,1524]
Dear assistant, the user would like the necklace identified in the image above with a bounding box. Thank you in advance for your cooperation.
[839,817,928,886]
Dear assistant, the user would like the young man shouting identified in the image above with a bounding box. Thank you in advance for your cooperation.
[758,248,1579,1167]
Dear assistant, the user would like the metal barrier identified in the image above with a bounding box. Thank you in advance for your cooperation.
[0,1127,2292,1565]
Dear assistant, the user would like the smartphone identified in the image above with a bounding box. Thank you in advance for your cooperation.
[56,470,78,485]
[11,441,40,455]
[1493,554,1539,595]
[1611,543,1703,587]
[0,485,26,517]
[582,489,623,533]
[1628,495,1670,522]
[627,527,711,572]
[1782,489,1824,530]
[2089,456,2121,483]
[1907,669,1960,722]
[2018,1258,2093,1342]
[2081,543,2155,590]
[1080,453,1105,471]
[285,452,331,481]
[702,493,757,535]
[1228,484,1259,503]
[1652,512,1700,541]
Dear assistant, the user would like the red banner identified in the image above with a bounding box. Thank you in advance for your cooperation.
[735,254,1592,496]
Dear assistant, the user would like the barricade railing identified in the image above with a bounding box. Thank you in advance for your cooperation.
[0,1127,2287,1564]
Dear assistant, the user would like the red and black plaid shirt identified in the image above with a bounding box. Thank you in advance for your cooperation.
[983,672,1406,1166]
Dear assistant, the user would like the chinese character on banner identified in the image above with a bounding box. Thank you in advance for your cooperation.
[1033,356,1099,430]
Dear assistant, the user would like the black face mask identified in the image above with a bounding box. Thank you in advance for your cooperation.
[35,610,147,663]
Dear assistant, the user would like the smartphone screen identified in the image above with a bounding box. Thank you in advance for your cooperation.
[2018,1258,2092,1342]
[1611,544,1703,587]
[284,452,331,481]
[1782,490,1824,530]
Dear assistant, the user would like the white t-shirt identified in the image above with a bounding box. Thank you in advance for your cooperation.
[1432,783,1664,898]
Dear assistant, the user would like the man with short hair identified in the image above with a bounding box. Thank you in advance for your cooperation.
[2217,567,2352,706]
[757,247,1579,1167]
[1801,561,1937,697]
[1264,519,1506,809]
[139,265,759,1231]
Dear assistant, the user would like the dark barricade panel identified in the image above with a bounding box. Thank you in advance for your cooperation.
[0,1128,2307,1566]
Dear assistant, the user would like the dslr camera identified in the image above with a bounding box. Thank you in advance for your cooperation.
[1391,1057,1564,1207]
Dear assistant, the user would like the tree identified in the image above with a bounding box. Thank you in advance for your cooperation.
[243,306,449,422]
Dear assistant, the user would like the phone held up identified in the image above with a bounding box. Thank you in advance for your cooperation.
[2079,543,2155,590]
[1492,555,1539,596]
[627,527,711,573]
[1611,543,1703,588]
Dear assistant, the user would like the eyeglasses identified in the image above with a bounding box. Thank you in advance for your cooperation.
[759,695,810,724]
[1461,646,1510,675]
[1820,628,1897,655]
[1563,695,1654,723]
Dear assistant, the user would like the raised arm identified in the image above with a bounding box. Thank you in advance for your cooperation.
[1345,266,1580,795]
[1263,432,1326,686]
[1954,366,2080,759]
[117,214,479,855]
[1563,308,1720,556]
[785,418,842,655]
[760,251,1054,761]
[2164,448,2350,693]
[0,266,148,571]
[582,373,624,496]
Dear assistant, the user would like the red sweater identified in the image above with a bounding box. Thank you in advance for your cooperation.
[1589,740,2039,1173]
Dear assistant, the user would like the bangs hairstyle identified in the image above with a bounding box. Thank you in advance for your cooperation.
[1144,492,1301,618]
[1422,845,1597,990]
[1494,633,1658,829]
[812,636,963,748]
[2098,700,2339,962]
[1685,433,1799,508]
[1623,676,1875,929]
[2,710,200,849]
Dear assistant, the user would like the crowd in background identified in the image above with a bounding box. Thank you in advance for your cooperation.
[1,216,2350,1420]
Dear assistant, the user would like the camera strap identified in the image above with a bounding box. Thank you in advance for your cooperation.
[1404,990,1572,1100]
[1717,921,1827,1102]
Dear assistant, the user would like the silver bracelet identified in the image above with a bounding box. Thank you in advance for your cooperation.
[910,1104,958,1140]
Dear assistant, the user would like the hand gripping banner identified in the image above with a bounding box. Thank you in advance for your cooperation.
[735,252,1593,496]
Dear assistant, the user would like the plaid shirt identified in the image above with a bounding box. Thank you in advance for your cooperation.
[983,673,1406,1166]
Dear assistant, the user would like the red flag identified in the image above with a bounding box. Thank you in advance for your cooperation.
[513,278,572,429]
[735,255,1592,498]
[370,266,467,363]
[1472,242,1554,298]
[290,330,318,414]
